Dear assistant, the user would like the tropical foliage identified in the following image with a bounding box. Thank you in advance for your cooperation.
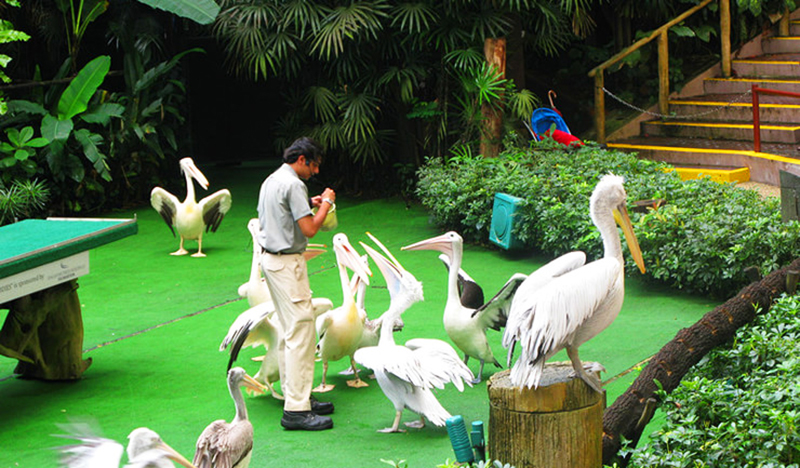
[0,0,30,115]
[614,293,800,467]
[415,140,800,298]
[211,0,591,188]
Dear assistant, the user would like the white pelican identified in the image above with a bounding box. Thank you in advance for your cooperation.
[237,219,272,307]
[151,157,232,257]
[503,174,646,393]
[313,233,372,392]
[354,234,474,432]
[193,367,265,468]
[54,422,196,468]
[402,231,526,383]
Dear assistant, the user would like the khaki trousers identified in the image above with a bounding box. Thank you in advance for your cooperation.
[261,252,316,412]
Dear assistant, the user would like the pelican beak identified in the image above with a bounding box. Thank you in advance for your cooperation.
[183,158,209,190]
[241,372,267,395]
[613,204,646,274]
[360,242,404,301]
[156,441,197,468]
[401,232,454,258]
[336,237,372,286]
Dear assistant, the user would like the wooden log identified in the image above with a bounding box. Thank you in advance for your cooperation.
[488,364,606,468]
[0,279,91,380]
[480,37,506,159]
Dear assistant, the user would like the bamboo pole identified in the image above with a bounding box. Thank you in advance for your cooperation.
[658,31,669,116]
[594,71,605,143]
[721,0,732,77]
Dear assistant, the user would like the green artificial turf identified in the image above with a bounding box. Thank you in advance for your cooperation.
[0,161,718,468]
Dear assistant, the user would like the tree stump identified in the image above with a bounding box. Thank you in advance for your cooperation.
[487,364,605,468]
[0,279,91,380]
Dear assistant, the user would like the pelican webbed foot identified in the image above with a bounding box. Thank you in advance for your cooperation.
[379,411,404,433]
[170,248,189,256]
[346,378,368,388]
[404,417,426,429]
[191,251,207,258]
[312,384,335,393]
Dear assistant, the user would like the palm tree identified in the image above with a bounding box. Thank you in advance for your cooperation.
[213,0,591,188]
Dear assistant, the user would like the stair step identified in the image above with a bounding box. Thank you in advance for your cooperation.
[667,165,750,183]
[732,55,800,77]
[669,94,800,122]
[642,120,800,143]
[704,76,800,94]
[607,136,800,185]
[762,36,800,54]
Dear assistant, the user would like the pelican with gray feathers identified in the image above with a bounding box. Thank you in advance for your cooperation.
[402,231,526,383]
[151,157,232,257]
[55,423,196,468]
[193,367,265,468]
[503,174,646,393]
[355,233,474,432]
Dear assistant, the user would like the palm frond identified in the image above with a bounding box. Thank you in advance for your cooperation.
[281,0,328,39]
[443,47,483,73]
[339,90,380,143]
[311,1,390,60]
[303,86,338,123]
[389,2,438,34]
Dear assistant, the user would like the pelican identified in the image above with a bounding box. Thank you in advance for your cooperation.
[54,422,196,468]
[402,231,526,383]
[503,174,646,393]
[193,367,265,468]
[220,297,334,398]
[237,219,272,307]
[355,233,474,432]
[313,233,372,392]
[151,157,232,257]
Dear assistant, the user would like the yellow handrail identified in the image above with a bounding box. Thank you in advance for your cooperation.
[588,0,729,143]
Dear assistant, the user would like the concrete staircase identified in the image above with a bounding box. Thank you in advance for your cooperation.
[607,19,800,186]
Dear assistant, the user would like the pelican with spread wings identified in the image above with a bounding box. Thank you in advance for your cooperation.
[151,158,232,257]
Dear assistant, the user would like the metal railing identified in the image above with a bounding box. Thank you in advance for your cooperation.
[751,84,800,152]
[588,0,754,143]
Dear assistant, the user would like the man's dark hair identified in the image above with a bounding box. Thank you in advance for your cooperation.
[283,137,323,165]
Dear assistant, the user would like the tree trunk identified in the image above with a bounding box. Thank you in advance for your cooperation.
[0,279,92,380]
[480,37,506,159]
[488,364,605,468]
[602,258,800,466]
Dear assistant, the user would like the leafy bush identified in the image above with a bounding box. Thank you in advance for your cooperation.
[618,294,800,467]
[415,141,800,298]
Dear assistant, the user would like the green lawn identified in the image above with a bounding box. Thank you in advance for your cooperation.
[0,161,717,468]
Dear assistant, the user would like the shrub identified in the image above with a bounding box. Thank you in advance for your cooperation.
[414,141,800,298]
[617,294,800,467]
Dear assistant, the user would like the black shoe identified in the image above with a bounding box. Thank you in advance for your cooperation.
[310,396,334,415]
[281,411,333,431]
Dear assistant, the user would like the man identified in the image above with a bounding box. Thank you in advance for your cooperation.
[257,137,336,431]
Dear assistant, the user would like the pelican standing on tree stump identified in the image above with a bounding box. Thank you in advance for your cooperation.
[151,157,232,257]
[503,174,646,393]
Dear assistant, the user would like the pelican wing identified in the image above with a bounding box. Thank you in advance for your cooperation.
[438,254,484,309]
[194,419,253,468]
[471,273,528,331]
[404,338,475,391]
[199,189,232,233]
[54,422,124,468]
[150,187,180,236]
[513,257,622,366]
[503,251,587,350]
[220,303,273,370]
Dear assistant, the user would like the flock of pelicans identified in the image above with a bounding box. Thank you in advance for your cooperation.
[54,159,646,467]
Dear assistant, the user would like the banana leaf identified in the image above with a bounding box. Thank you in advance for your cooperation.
[56,55,110,121]
[137,0,220,25]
